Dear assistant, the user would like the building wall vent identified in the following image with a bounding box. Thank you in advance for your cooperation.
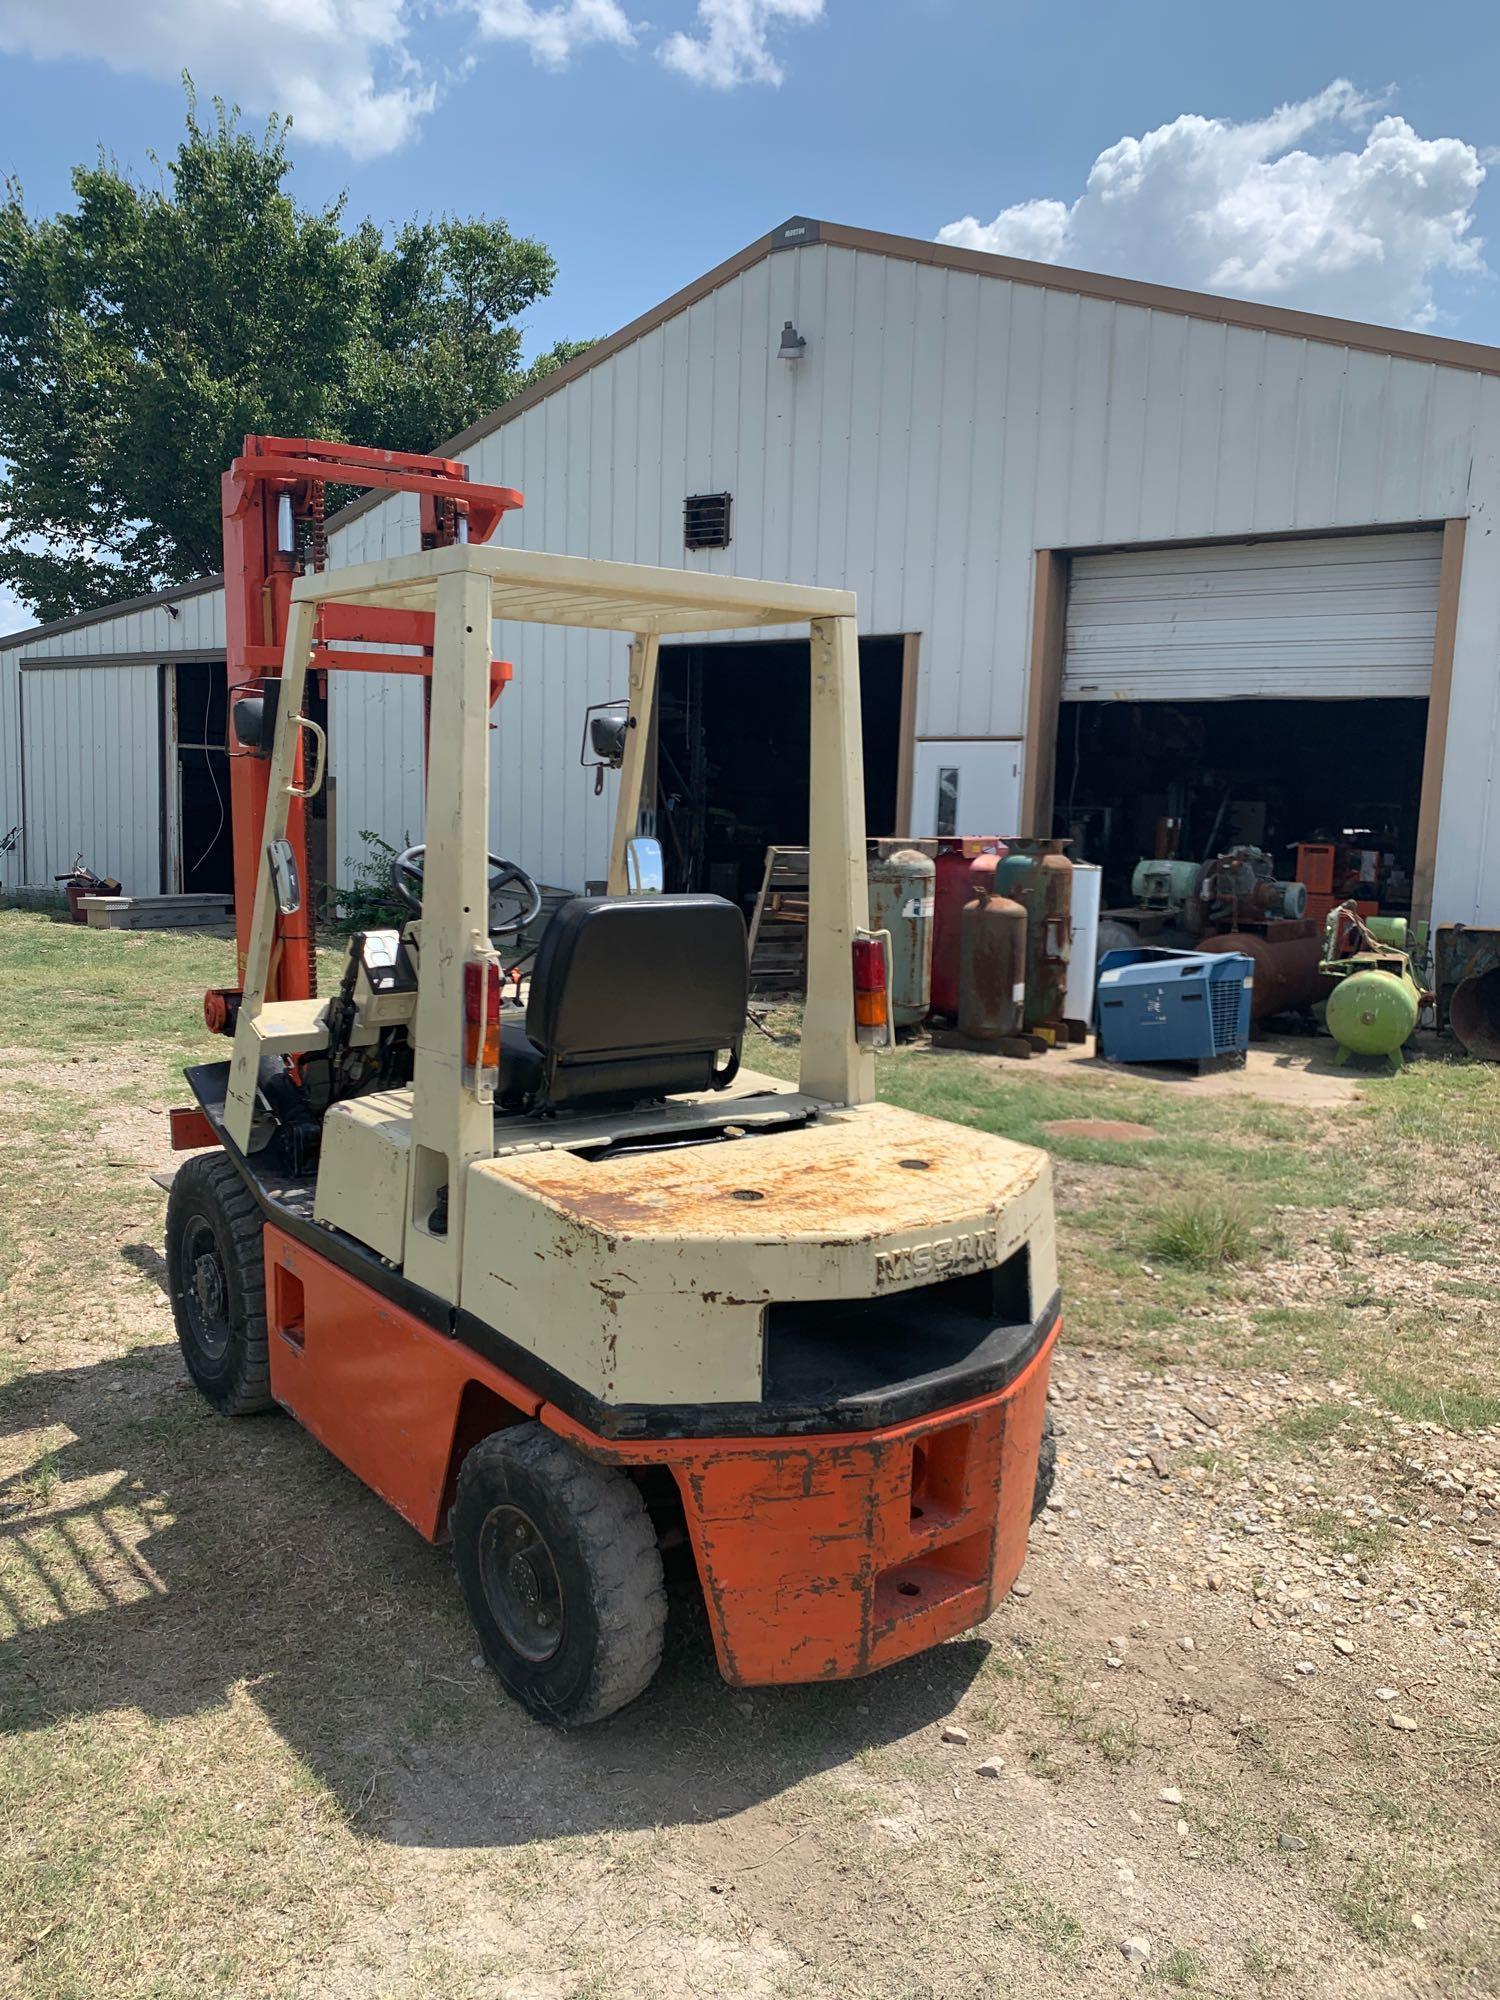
[684,492,733,551]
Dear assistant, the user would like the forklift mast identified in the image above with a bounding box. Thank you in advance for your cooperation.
[215,435,522,1013]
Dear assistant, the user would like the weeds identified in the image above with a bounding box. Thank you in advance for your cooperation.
[1144,1193,1253,1268]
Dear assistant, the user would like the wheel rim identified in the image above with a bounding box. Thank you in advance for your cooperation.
[479,1504,565,1663]
[180,1218,231,1363]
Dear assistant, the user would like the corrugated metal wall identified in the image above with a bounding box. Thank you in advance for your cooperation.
[19,587,226,663]
[1063,532,1444,701]
[19,663,162,891]
[0,645,22,892]
[0,583,225,891]
[6,241,1500,926]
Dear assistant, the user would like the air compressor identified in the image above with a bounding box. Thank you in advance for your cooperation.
[1320,905,1428,1072]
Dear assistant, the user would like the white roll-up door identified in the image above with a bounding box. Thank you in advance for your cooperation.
[1063,532,1441,702]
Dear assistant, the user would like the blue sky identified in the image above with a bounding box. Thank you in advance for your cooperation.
[3,0,1499,631]
[4,0,1499,358]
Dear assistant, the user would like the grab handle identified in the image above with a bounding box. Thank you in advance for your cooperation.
[286,715,327,799]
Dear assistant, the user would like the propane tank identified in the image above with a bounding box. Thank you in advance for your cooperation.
[998,838,1072,1036]
[1199,930,1328,1021]
[958,854,1027,1044]
[932,839,1003,1020]
[1325,964,1421,1070]
[867,845,936,1027]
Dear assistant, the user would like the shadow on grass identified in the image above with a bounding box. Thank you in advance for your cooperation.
[0,1345,989,1852]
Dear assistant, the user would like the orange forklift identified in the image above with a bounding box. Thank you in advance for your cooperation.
[164,438,1061,1726]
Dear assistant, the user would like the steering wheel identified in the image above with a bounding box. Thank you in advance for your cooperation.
[389,845,543,939]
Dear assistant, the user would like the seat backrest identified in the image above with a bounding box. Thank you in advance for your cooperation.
[525,894,747,1110]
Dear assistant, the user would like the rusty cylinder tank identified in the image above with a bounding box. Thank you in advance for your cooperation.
[932,839,1004,1019]
[958,854,1027,1043]
[867,845,936,1027]
[1199,930,1328,1021]
[997,837,1073,1031]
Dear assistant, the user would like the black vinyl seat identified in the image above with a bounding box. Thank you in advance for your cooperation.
[496,894,747,1114]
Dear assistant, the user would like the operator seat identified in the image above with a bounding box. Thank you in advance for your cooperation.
[497,894,747,1114]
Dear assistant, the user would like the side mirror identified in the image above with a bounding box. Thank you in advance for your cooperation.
[624,837,664,896]
[232,682,280,756]
[581,699,630,796]
[268,838,302,916]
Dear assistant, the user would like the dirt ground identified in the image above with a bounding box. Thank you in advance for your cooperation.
[1,912,1497,2000]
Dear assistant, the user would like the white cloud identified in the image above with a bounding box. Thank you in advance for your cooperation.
[938,81,1487,330]
[0,0,821,152]
[0,0,435,160]
[660,0,823,90]
[466,0,637,69]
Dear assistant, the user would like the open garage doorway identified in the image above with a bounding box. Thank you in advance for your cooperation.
[653,636,907,911]
[168,661,329,897]
[1053,695,1429,917]
[169,662,233,895]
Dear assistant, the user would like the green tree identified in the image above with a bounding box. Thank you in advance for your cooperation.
[0,89,590,622]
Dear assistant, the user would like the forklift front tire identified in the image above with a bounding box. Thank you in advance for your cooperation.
[165,1153,275,1416]
[451,1423,667,1728]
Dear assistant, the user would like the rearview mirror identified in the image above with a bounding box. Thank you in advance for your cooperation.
[624,837,664,897]
[268,838,302,916]
[589,710,629,765]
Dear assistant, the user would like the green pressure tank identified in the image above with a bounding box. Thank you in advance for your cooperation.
[1325,963,1421,1070]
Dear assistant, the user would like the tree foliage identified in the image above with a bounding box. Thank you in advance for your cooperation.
[0,89,589,622]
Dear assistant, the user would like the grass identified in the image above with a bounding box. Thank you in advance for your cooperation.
[1144,1192,1254,1268]
[1337,1857,1413,1951]
[1153,1947,1207,1989]
[2,914,1499,1998]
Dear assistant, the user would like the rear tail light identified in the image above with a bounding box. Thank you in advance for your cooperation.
[853,931,892,1047]
[462,958,502,1094]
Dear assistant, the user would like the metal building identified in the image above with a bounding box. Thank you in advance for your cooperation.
[3,214,1497,932]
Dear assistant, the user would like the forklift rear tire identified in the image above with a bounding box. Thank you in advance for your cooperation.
[1031,1414,1057,1523]
[165,1153,275,1416]
[451,1423,667,1728]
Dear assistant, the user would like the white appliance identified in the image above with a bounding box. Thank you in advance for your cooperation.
[910,740,1022,840]
[1064,861,1102,1027]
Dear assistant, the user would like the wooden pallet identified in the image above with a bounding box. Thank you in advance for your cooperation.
[78,893,234,932]
[746,846,811,995]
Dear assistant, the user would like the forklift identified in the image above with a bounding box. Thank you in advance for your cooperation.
[165,443,1061,1725]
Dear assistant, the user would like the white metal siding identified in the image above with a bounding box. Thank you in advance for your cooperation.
[19,663,162,892]
[20,586,225,664]
[1,583,223,890]
[1063,533,1443,702]
[0,644,21,892]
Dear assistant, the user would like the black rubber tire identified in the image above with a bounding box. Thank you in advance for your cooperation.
[451,1422,667,1728]
[165,1152,275,1416]
[1031,1413,1057,1523]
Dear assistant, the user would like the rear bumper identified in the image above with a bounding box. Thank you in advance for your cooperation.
[550,1321,1058,1688]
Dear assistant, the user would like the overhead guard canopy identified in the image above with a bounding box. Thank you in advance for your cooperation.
[291,541,858,639]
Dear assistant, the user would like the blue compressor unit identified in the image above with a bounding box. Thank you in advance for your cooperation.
[1095,946,1254,1065]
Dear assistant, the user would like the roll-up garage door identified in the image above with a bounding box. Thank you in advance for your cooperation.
[1062,532,1441,702]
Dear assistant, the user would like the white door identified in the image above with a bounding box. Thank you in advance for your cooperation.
[1063,531,1442,702]
[910,740,1022,840]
